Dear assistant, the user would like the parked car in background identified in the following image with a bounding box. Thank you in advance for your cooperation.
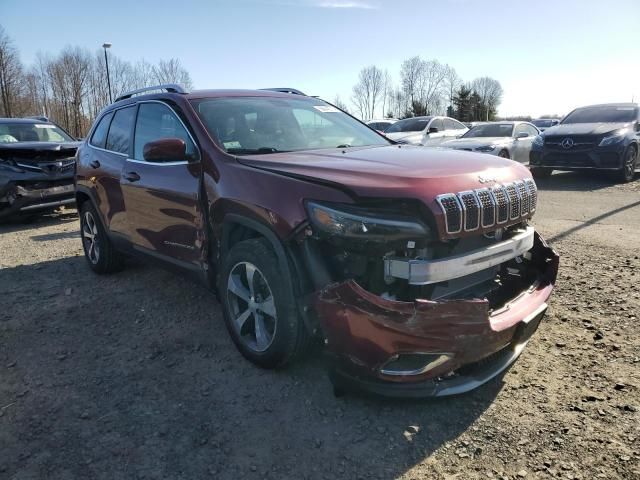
[530,103,640,182]
[366,118,397,132]
[463,121,487,129]
[384,116,468,146]
[75,84,558,397]
[0,117,78,220]
[441,121,540,163]
[531,118,560,132]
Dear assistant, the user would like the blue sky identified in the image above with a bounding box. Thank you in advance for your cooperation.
[2,0,639,117]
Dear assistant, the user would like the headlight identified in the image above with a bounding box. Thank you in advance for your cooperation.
[532,135,544,148]
[599,129,629,147]
[306,201,430,243]
[475,145,496,153]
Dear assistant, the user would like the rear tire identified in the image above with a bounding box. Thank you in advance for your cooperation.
[530,167,553,179]
[219,238,309,369]
[79,202,124,274]
[617,145,637,183]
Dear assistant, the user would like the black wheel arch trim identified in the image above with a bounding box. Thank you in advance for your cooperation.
[221,213,318,335]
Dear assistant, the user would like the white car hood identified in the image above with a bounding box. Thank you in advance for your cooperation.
[441,137,513,150]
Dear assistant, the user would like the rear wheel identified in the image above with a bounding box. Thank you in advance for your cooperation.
[79,202,124,274]
[220,238,309,369]
[617,145,637,183]
[530,167,553,179]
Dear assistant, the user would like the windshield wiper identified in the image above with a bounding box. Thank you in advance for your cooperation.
[336,144,351,148]
[227,147,287,155]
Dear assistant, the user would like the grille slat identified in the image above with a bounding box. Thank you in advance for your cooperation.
[436,178,536,236]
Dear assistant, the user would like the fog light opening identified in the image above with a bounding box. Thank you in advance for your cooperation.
[380,353,453,377]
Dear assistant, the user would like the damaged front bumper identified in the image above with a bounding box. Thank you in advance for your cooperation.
[0,177,75,219]
[313,232,559,397]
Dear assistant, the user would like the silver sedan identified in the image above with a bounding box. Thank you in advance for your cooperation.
[440,121,540,163]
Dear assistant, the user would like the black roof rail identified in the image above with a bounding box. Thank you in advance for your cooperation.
[26,115,49,122]
[261,88,306,96]
[115,84,189,103]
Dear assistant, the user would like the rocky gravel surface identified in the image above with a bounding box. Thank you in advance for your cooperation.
[0,171,638,479]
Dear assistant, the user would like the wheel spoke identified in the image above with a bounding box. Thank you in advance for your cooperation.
[227,273,250,302]
[254,313,269,350]
[88,241,95,261]
[245,264,256,296]
[257,296,275,317]
[83,228,94,240]
[234,308,252,331]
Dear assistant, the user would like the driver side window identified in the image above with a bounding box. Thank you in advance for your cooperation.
[134,103,197,161]
[429,118,444,131]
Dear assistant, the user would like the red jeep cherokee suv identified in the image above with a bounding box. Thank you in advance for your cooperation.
[75,85,558,397]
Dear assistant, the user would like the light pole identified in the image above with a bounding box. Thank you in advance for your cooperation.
[102,43,112,103]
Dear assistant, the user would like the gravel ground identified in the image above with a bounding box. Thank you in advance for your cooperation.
[0,171,638,480]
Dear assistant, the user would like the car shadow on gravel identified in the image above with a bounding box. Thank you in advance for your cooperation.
[0,208,77,234]
[1,255,503,479]
[534,170,639,191]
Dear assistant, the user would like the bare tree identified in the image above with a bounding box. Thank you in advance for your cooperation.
[0,26,23,117]
[471,76,504,120]
[400,56,423,110]
[153,58,193,89]
[443,64,462,116]
[332,95,349,113]
[350,65,384,119]
[417,59,447,115]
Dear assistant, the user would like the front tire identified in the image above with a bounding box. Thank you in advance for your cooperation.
[498,149,510,159]
[530,167,553,179]
[617,145,637,183]
[79,202,124,274]
[219,238,309,369]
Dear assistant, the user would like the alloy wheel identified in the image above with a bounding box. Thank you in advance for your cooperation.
[226,262,277,353]
[624,148,636,180]
[82,211,100,264]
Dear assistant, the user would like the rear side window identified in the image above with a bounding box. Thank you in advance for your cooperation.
[133,103,198,161]
[106,106,136,154]
[90,112,114,148]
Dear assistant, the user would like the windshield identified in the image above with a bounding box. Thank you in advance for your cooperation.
[532,119,554,128]
[191,97,388,154]
[0,122,74,143]
[462,123,514,138]
[562,106,638,124]
[385,117,431,133]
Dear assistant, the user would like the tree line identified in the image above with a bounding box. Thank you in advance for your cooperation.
[348,57,504,122]
[0,25,193,137]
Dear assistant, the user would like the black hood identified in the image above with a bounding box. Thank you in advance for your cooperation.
[543,122,632,136]
[0,141,80,161]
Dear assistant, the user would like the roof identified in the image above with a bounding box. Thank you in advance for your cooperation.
[0,118,49,124]
[186,89,311,100]
[575,102,638,108]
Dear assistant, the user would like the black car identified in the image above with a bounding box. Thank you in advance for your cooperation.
[529,103,640,182]
[0,117,79,220]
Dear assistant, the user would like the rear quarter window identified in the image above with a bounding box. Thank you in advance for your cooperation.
[105,107,136,154]
[90,112,114,149]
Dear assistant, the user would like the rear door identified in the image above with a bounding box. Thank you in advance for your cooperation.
[120,101,204,268]
[85,106,136,235]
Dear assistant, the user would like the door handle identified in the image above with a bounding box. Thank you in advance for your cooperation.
[89,160,101,169]
[123,172,140,182]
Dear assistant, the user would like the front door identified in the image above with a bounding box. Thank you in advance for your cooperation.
[120,101,204,268]
[423,118,446,146]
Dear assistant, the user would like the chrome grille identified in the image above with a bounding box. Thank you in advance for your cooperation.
[505,183,521,219]
[435,178,537,236]
[457,191,480,231]
[475,189,495,227]
[491,185,509,224]
[436,194,462,234]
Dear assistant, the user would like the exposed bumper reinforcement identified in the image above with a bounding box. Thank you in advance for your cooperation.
[384,226,535,285]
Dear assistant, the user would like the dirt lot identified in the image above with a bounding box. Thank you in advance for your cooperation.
[1,172,639,480]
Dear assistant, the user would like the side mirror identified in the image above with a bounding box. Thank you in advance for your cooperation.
[428,127,439,134]
[143,138,187,163]
[516,132,530,139]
